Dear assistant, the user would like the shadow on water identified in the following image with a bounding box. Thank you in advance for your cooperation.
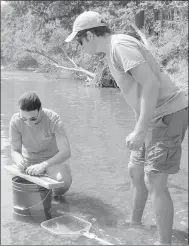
[2,191,124,245]
[2,178,188,245]
[47,192,189,245]
[12,191,188,245]
[52,191,123,227]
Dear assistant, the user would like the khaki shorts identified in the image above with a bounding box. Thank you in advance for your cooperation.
[130,107,188,174]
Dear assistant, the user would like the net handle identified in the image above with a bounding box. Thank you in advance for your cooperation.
[82,232,114,245]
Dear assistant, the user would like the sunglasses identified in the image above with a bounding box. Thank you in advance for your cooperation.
[20,111,39,122]
[76,33,87,46]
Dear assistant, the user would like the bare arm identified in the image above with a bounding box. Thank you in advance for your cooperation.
[25,114,71,176]
[9,118,26,169]
[129,62,160,134]
[42,136,71,168]
[11,145,24,166]
[41,115,71,169]
[25,135,71,176]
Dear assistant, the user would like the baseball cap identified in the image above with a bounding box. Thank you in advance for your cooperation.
[65,11,107,42]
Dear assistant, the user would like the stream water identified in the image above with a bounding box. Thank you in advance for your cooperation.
[1,69,188,245]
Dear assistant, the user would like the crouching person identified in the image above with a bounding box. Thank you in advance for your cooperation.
[9,91,72,196]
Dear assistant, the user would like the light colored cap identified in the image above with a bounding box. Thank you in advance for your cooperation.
[65,11,107,42]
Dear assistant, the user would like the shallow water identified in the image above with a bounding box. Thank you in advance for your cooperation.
[1,70,188,245]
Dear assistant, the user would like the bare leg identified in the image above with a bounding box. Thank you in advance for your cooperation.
[144,173,173,245]
[128,162,148,224]
[46,162,72,196]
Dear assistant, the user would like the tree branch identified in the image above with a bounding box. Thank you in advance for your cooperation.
[25,48,95,78]
[25,48,58,64]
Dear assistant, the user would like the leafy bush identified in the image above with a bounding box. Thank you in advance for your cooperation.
[16,55,39,69]
[1,1,188,93]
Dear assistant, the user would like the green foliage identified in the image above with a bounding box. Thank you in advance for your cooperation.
[1,1,188,91]
[16,55,39,69]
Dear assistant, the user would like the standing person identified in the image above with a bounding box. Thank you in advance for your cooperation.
[9,91,72,197]
[65,11,188,245]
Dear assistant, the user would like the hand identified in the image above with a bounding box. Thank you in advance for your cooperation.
[17,159,29,172]
[26,162,47,176]
[125,131,146,151]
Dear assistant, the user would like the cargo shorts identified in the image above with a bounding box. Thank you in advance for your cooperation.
[130,107,188,174]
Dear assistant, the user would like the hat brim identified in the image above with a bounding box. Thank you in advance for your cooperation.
[65,31,78,42]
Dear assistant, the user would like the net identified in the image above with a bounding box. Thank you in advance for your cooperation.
[41,214,91,236]
[41,213,114,245]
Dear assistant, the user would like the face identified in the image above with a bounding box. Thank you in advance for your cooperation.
[19,109,40,127]
[76,32,98,54]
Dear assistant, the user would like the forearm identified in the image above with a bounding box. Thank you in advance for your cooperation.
[11,150,24,166]
[134,83,159,133]
[42,149,71,168]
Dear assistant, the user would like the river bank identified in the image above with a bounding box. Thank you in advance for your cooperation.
[1,63,188,95]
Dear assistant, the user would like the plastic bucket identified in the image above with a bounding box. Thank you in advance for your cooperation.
[12,176,52,220]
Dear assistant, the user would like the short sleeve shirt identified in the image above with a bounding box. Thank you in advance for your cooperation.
[107,34,188,120]
[9,108,67,164]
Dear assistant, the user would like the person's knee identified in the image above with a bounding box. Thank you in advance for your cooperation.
[56,170,72,185]
[53,184,71,196]
[47,163,72,182]
[144,172,168,195]
[49,165,72,196]
[128,162,145,186]
[53,174,72,196]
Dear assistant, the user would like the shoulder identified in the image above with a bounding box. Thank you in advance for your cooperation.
[111,34,145,58]
[43,109,66,136]
[112,34,141,48]
[10,113,21,126]
[110,34,146,70]
[43,108,60,123]
[9,113,22,133]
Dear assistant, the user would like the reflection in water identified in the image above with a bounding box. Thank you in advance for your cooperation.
[1,70,188,245]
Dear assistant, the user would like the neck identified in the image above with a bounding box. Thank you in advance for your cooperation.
[96,34,112,55]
